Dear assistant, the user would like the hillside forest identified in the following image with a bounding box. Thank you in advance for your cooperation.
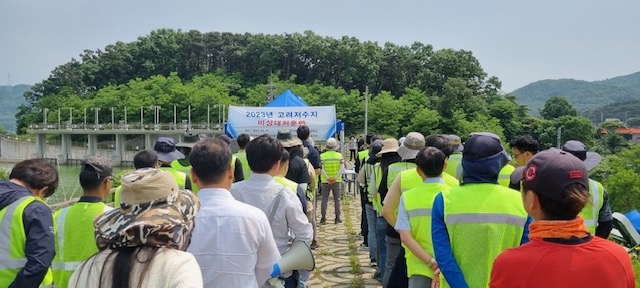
[12,28,640,213]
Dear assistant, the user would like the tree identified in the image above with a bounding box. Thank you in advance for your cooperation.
[536,116,595,149]
[539,96,578,120]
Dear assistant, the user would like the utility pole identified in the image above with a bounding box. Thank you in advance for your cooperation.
[364,86,369,137]
[111,107,115,128]
[557,126,562,148]
[57,108,61,128]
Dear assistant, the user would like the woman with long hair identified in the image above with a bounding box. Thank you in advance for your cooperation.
[69,168,202,288]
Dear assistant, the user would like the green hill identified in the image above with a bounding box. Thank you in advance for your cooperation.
[511,72,640,116]
[0,85,30,133]
[596,71,640,90]
[584,99,640,124]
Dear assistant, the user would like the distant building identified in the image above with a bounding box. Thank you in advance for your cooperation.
[614,128,640,144]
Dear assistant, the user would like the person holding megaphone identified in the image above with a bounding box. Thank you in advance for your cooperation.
[187,138,281,287]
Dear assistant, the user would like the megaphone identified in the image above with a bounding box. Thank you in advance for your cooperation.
[271,240,316,277]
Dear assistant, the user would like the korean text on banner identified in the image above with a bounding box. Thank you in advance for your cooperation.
[226,106,336,140]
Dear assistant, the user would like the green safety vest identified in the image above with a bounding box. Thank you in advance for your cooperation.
[364,160,376,202]
[320,150,343,183]
[582,179,605,234]
[160,167,187,189]
[234,152,252,180]
[498,164,515,188]
[403,181,451,279]
[113,186,122,208]
[440,183,527,288]
[357,150,369,172]
[0,196,53,287]
[373,163,383,213]
[387,162,416,188]
[400,170,459,193]
[445,153,462,177]
[170,160,199,194]
[52,202,111,288]
[274,176,299,194]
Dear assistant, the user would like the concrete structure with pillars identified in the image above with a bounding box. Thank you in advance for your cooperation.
[26,125,223,166]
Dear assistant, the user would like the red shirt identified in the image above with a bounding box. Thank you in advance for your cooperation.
[490,236,635,288]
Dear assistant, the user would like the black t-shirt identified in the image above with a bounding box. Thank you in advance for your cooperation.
[285,156,311,184]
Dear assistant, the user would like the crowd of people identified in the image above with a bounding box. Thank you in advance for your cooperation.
[0,124,636,288]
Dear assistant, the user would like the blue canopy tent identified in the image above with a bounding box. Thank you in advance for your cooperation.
[265,89,309,107]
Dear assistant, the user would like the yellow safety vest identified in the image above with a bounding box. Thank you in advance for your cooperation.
[274,176,299,194]
[445,153,462,177]
[403,181,451,278]
[0,196,53,287]
[581,179,605,234]
[234,151,252,180]
[440,183,527,288]
[160,166,187,189]
[52,202,111,288]
[387,162,416,188]
[373,163,383,213]
[400,170,459,193]
[170,160,198,194]
[358,150,369,171]
[320,150,343,183]
[498,164,515,187]
[364,160,376,202]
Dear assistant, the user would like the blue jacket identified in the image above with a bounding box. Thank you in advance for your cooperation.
[0,181,55,288]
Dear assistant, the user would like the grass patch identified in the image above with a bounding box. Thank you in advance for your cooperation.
[633,259,640,287]
[342,197,365,286]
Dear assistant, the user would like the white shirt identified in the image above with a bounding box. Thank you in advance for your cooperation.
[231,174,313,254]
[187,188,280,288]
[69,248,202,288]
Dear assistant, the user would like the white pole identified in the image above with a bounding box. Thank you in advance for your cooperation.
[207,104,210,129]
[188,105,191,130]
[140,107,144,129]
[173,105,177,128]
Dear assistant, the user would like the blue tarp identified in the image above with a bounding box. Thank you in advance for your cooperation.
[265,89,309,107]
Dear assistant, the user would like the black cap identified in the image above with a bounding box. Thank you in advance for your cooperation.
[81,156,113,180]
[511,149,589,200]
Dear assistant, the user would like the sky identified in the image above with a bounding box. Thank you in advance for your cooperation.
[1,0,639,92]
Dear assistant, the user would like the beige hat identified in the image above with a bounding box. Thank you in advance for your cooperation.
[325,137,339,150]
[95,168,200,251]
[376,138,400,157]
[397,132,426,160]
[276,129,303,148]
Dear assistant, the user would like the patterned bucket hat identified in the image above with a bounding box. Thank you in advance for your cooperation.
[94,168,200,251]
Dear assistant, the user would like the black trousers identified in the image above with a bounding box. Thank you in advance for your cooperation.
[359,186,368,245]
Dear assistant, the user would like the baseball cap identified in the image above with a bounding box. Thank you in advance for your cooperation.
[511,149,589,200]
[397,132,426,160]
[81,156,113,180]
[562,140,601,171]
[463,133,510,161]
